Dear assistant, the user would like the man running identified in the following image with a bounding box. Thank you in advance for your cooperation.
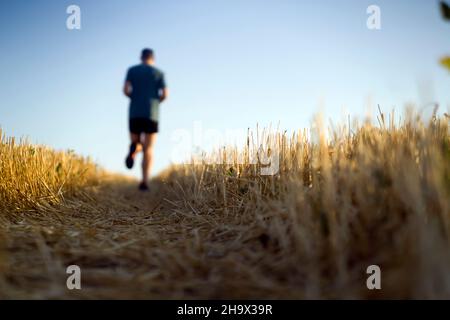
[123,48,168,191]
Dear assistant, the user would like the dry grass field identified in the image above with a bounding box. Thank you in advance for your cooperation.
[0,109,449,299]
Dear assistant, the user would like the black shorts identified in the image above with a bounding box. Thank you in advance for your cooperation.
[129,118,159,134]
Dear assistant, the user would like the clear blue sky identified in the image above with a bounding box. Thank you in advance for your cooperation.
[1,0,449,177]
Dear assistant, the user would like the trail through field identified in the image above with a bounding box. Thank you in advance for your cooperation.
[2,176,285,299]
[2,115,449,299]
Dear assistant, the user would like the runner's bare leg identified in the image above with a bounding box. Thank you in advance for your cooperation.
[130,133,143,157]
[142,133,157,184]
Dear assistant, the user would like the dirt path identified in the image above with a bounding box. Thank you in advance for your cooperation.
[1,177,284,299]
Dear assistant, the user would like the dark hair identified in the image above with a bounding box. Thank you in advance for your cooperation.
[141,48,154,60]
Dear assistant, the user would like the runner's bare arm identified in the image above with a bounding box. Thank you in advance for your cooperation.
[123,80,132,98]
[159,87,168,103]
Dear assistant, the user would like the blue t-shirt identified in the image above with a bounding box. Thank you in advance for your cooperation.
[125,64,166,121]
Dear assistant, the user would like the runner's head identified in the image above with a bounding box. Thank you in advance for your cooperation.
[141,48,154,65]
